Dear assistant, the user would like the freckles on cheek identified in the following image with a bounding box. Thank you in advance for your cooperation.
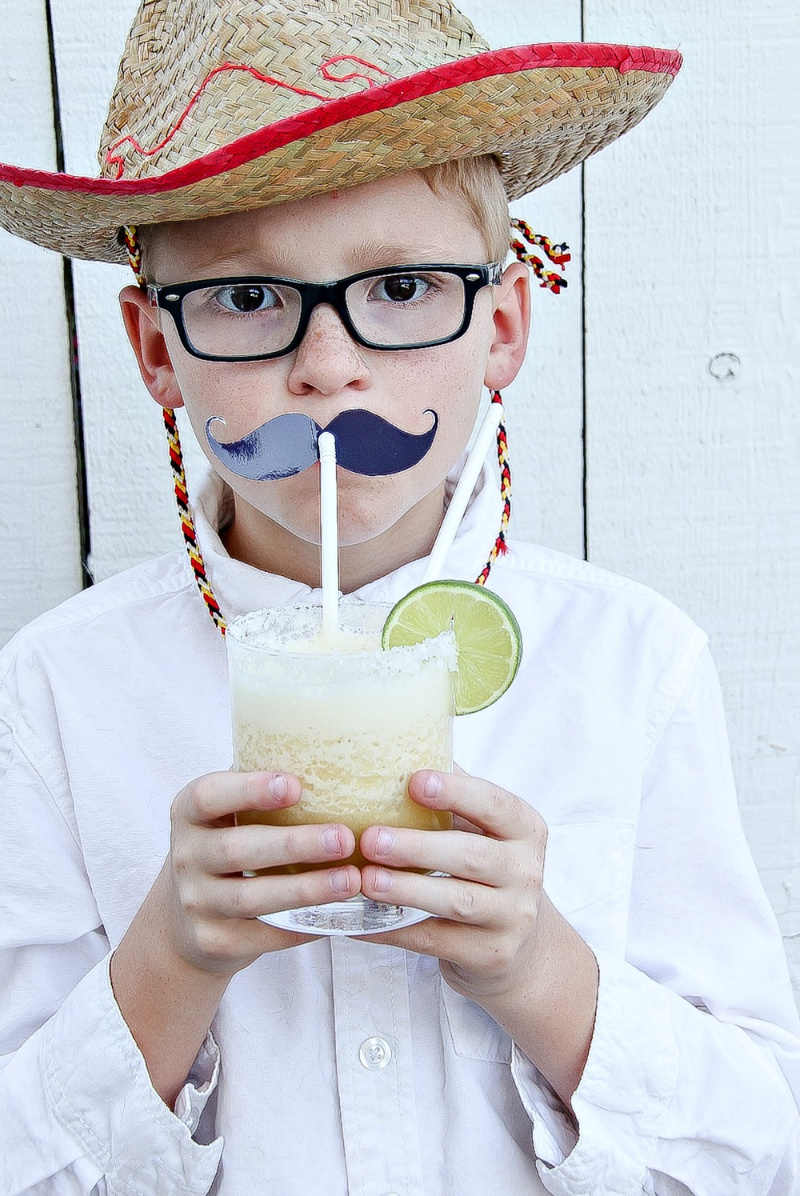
[435,380,484,458]
[169,348,284,429]
[400,350,482,418]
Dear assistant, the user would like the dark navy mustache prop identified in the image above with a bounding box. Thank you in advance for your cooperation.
[206,408,438,480]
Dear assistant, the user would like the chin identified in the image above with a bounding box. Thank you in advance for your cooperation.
[337,490,413,545]
[291,514,396,550]
[255,495,389,548]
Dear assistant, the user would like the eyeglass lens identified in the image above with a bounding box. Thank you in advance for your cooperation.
[179,269,470,357]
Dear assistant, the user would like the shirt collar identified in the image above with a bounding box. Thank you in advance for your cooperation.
[190,455,503,621]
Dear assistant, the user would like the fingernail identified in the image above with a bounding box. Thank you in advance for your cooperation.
[330,868,351,894]
[423,772,442,799]
[371,867,393,893]
[321,826,341,853]
[268,774,288,799]
[375,828,394,855]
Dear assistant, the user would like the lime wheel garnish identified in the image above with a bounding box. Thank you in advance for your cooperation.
[381,580,522,715]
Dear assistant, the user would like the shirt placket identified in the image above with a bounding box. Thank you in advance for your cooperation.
[331,937,425,1196]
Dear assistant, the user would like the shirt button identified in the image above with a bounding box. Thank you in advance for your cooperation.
[359,1036,392,1070]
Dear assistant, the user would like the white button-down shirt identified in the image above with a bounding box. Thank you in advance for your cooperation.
[2,464,800,1194]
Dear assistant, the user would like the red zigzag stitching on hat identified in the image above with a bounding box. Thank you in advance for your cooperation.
[106,57,394,180]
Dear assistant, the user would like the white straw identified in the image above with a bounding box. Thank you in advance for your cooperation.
[318,431,339,642]
[422,401,504,584]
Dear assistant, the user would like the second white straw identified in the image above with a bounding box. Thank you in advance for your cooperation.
[318,431,340,642]
[422,401,504,583]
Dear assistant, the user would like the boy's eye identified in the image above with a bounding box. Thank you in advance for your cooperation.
[215,284,280,313]
[370,274,432,304]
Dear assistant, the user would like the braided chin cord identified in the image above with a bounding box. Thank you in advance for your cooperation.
[123,225,227,635]
[475,391,511,586]
[475,222,569,582]
[122,218,568,634]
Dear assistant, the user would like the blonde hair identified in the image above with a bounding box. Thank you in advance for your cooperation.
[420,154,510,262]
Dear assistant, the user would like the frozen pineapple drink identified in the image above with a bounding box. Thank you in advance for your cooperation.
[226,601,457,935]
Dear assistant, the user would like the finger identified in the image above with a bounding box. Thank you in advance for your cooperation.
[360,866,500,926]
[196,822,356,876]
[210,864,361,921]
[452,814,483,834]
[407,771,545,842]
[450,766,483,835]
[359,825,501,885]
[176,771,302,827]
[179,907,321,963]
[359,916,481,967]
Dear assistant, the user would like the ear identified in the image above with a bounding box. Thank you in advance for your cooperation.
[483,262,531,391]
[119,285,185,409]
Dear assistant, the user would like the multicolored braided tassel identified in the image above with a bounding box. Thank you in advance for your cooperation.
[162,405,228,634]
[123,225,227,635]
[122,225,145,288]
[482,220,569,586]
[475,391,511,586]
[510,216,570,292]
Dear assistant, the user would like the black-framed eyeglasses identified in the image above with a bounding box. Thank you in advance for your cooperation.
[147,262,503,362]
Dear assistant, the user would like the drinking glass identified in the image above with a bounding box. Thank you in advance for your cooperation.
[226,601,456,934]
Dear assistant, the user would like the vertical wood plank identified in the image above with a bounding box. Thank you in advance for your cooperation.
[461,0,581,550]
[50,0,197,584]
[464,2,585,554]
[583,0,800,995]
[0,0,82,644]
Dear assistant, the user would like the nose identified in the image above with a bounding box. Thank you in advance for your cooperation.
[286,303,371,397]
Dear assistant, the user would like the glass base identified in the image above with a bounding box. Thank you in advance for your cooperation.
[258,894,432,936]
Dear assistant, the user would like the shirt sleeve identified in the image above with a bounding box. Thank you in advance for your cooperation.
[0,713,223,1195]
[510,644,800,1193]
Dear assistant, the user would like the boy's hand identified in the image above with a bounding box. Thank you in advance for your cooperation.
[358,769,599,1105]
[157,769,361,974]
[111,769,360,1108]
[359,768,547,1002]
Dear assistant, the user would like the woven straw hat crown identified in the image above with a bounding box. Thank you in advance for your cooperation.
[100,0,489,181]
[0,0,681,263]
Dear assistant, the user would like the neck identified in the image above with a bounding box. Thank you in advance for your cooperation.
[221,485,447,593]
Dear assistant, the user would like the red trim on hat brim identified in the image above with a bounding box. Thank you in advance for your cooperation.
[0,42,682,196]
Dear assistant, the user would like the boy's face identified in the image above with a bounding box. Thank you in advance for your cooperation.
[121,170,529,585]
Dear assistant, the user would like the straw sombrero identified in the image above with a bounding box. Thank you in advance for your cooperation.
[0,0,681,265]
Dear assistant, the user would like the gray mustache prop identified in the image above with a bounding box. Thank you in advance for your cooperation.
[206,408,438,480]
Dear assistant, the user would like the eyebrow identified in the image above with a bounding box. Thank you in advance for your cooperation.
[345,241,458,271]
[181,241,458,281]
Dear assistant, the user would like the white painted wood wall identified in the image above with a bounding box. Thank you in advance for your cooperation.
[1,2,798,998]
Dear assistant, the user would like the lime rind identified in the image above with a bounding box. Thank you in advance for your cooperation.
[381,580,522,715]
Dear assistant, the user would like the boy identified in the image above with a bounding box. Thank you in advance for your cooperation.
[1,1,799,1192]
